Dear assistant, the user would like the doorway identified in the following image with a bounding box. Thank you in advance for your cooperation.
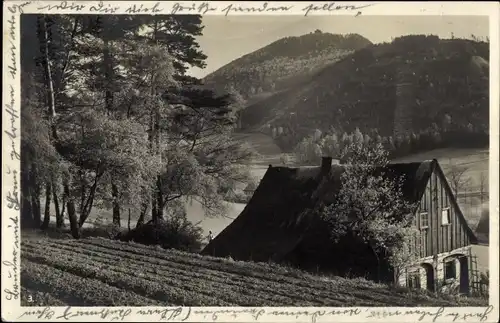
[422,263,435,292]
[459,256,470,295]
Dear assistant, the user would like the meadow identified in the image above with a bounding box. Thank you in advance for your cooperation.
[21,237,487,307]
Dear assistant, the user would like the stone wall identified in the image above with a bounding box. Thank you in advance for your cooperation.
[398,246,471,294]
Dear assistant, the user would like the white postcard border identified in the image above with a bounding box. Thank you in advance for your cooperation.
[2,1,499,322]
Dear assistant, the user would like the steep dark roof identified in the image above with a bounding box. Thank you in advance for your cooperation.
[201,159,477,262]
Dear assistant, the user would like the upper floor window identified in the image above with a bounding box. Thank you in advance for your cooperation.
[420,212,429,229]
[421,189,428,212]
[441,208,451,226]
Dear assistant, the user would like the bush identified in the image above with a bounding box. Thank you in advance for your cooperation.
[120,205,204,253]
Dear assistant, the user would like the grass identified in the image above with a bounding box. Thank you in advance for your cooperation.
[21,236,487,307]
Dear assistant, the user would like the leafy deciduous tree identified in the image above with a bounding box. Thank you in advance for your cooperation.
[321,141,419,283]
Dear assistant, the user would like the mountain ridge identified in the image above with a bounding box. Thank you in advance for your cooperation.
[203,31,373,100]
[212,34,489,152]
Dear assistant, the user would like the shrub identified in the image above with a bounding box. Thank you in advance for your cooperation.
[120,203,204,253]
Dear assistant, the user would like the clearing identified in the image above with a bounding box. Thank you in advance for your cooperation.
[21,236,487,307]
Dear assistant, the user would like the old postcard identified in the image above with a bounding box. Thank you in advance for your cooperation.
[2,1,499,322]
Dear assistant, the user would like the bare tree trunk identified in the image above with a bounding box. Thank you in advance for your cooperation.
[21,156,34,228]
[128,208,131,232]
[149,98,158,223]
[156,178,164,221]
[151,197,158,223]
[64,177,80,239]
[149,22,163,225]
[31,165,42,228]
[136,199,148,228]
[52,179,64,228]
[41,181,52,229]
[60,193,67,224]
[38,15,58,138]
[78,174,99,227]
[369,242,381,283]
[112,181,121,226]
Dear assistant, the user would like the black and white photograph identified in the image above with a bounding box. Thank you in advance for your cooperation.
[2,1,498,321]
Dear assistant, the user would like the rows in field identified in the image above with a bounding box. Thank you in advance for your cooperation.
[61,239,465,306]
[21,287,67,306]
[22,241,353,306]
[56,238,372,296]
[21,260,165,306]
[22,248,230,306]
[37,238,389,304]
[21,238,479,307]
[26,240,359,305]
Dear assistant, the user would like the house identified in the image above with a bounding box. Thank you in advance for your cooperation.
[202,157,480,294]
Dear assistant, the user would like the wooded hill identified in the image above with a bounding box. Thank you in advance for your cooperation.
[206,34,489,152]
[203,31,372,101]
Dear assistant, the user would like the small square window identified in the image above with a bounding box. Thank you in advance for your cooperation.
[420,212,429,229]
[444,260,456,280]
[407,271,421,289]
[441,208,451,226]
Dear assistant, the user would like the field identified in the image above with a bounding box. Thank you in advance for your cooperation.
[21,237,487,307]
[26,135,490,306]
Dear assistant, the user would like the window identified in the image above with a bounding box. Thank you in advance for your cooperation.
[444,260,456,280]
[407,271,421,289]
[420,212,429,229]
[441,208,451,226]
[422,189,428,211]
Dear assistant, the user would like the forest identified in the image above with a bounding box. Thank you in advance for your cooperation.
[224,34,490,153]
[203,31,372,100]
[20,14,253,242]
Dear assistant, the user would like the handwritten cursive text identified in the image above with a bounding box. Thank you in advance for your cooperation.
[221,2,293,16]
[302,2,375,17]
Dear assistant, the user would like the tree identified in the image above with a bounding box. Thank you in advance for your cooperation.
[321,133,339,158]
[31,15,83,235]
[442,113,452,132]
[21,84,61,229]
[139,15,207,85]
[155,88,253,222]
[79,16,145,227]
[446,161,470,197]
[478,171,487,205]
[312,129,322,141]
[22,14,254,243]
[280,153,289,165]
[224,85,246,129]
[294,136,322,165]
[321,141,419,282]
[353,127,364,145]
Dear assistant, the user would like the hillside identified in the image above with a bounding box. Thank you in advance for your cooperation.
[236,35,489,151]
[21,237,486,307]
[203,31,372,100]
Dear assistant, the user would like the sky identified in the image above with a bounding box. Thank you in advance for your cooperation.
[188,15,489,79]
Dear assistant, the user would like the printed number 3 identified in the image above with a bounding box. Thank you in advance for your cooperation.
[27,295,33,303]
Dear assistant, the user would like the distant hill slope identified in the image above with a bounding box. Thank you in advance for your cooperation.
[203,31,372,100]
[236,35,489,151]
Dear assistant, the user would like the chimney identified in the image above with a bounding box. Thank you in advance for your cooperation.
[321,157,333,174]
